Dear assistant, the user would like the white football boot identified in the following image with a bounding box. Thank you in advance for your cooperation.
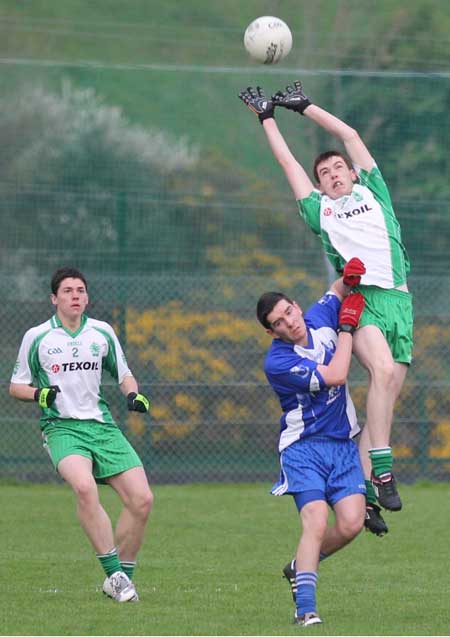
[294,611,323,627]
[102,571,139,602]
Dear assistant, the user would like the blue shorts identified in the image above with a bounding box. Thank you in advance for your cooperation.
[271,437,366,510]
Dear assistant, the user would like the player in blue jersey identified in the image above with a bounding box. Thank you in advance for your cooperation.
[10,267,152,603]
[239,81,413,534]
[256,261,367,627]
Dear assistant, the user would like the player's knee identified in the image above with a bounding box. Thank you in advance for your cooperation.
[352,515,365,537]
[142,488,154,516]
[371,357,395,388]
[72,478,98,505]
[338,514,364,539]
[301,511,328,540]
[130,487,153,519]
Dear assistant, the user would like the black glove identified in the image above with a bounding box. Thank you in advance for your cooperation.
[34,385,60,408]
[272,80,312,115]
[238,86,275,124]
[127,392,150,413]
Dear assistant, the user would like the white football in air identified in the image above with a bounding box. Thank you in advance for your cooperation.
[244,16,293,64]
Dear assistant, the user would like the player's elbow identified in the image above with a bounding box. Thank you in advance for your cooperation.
[9,383,19,398]
[322,371,347,387]
[318,364,348,387]
[342,127,360,144]
[276,154,297,176]
[329,375,347,387]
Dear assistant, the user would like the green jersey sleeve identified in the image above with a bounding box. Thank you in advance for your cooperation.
[297,190,322,235]
[93,324,131,384]
[357,164,393,209]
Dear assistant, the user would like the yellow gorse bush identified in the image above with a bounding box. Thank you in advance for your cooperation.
[119,274,450,462]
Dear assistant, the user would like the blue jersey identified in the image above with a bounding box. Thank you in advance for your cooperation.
[264,292,360,452]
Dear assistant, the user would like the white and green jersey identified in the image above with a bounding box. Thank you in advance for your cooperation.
[11,314,133,425]
[298,165,410,288]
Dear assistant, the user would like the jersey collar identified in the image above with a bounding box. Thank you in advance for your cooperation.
[50,313,88,337]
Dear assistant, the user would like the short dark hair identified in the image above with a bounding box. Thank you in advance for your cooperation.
[51,267,88,295]
[313,150,353,182]
[256,292,293,329]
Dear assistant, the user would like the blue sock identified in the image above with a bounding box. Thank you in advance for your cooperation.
[296,571,318,614]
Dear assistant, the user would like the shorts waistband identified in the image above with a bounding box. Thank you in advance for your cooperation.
[360,285,412,299]
[294,435,350,444]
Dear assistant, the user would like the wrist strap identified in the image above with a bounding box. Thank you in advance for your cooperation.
[337,324,356,335]
[298,100,312,115]
[258,112,275,124]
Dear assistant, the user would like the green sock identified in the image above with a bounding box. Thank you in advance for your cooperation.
[121,561,136,580]
[369,447,393,477]
[96,547,122,577]
[365,480,377,504]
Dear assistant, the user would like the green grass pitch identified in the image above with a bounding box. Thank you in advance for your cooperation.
[1,482,449,635]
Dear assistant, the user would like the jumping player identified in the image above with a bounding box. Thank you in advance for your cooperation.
[239,81,413,537]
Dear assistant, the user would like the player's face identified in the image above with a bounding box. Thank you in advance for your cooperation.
[316,156,357,199]
[51,277,89,324]
[266,299,307,345]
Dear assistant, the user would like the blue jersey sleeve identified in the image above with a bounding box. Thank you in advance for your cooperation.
[304,293,341,332]
[265,343,326,395]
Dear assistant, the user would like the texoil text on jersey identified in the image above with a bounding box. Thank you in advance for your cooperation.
[61,361,100,371]
[336,204,372,220]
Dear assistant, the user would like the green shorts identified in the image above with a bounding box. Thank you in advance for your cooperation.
[42,419,143,481]
[358,286,414,364]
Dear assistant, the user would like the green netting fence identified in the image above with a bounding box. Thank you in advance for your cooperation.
[2,270,450,484]
[0,29,449,484]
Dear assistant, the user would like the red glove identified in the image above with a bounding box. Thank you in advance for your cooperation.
[343,257,366,287]
[338,293,365,334]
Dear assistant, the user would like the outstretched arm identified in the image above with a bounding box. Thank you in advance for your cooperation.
[238,86,314,200]
[273,81,375,172]
[304,104,374,172]
[262,118,314,200]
